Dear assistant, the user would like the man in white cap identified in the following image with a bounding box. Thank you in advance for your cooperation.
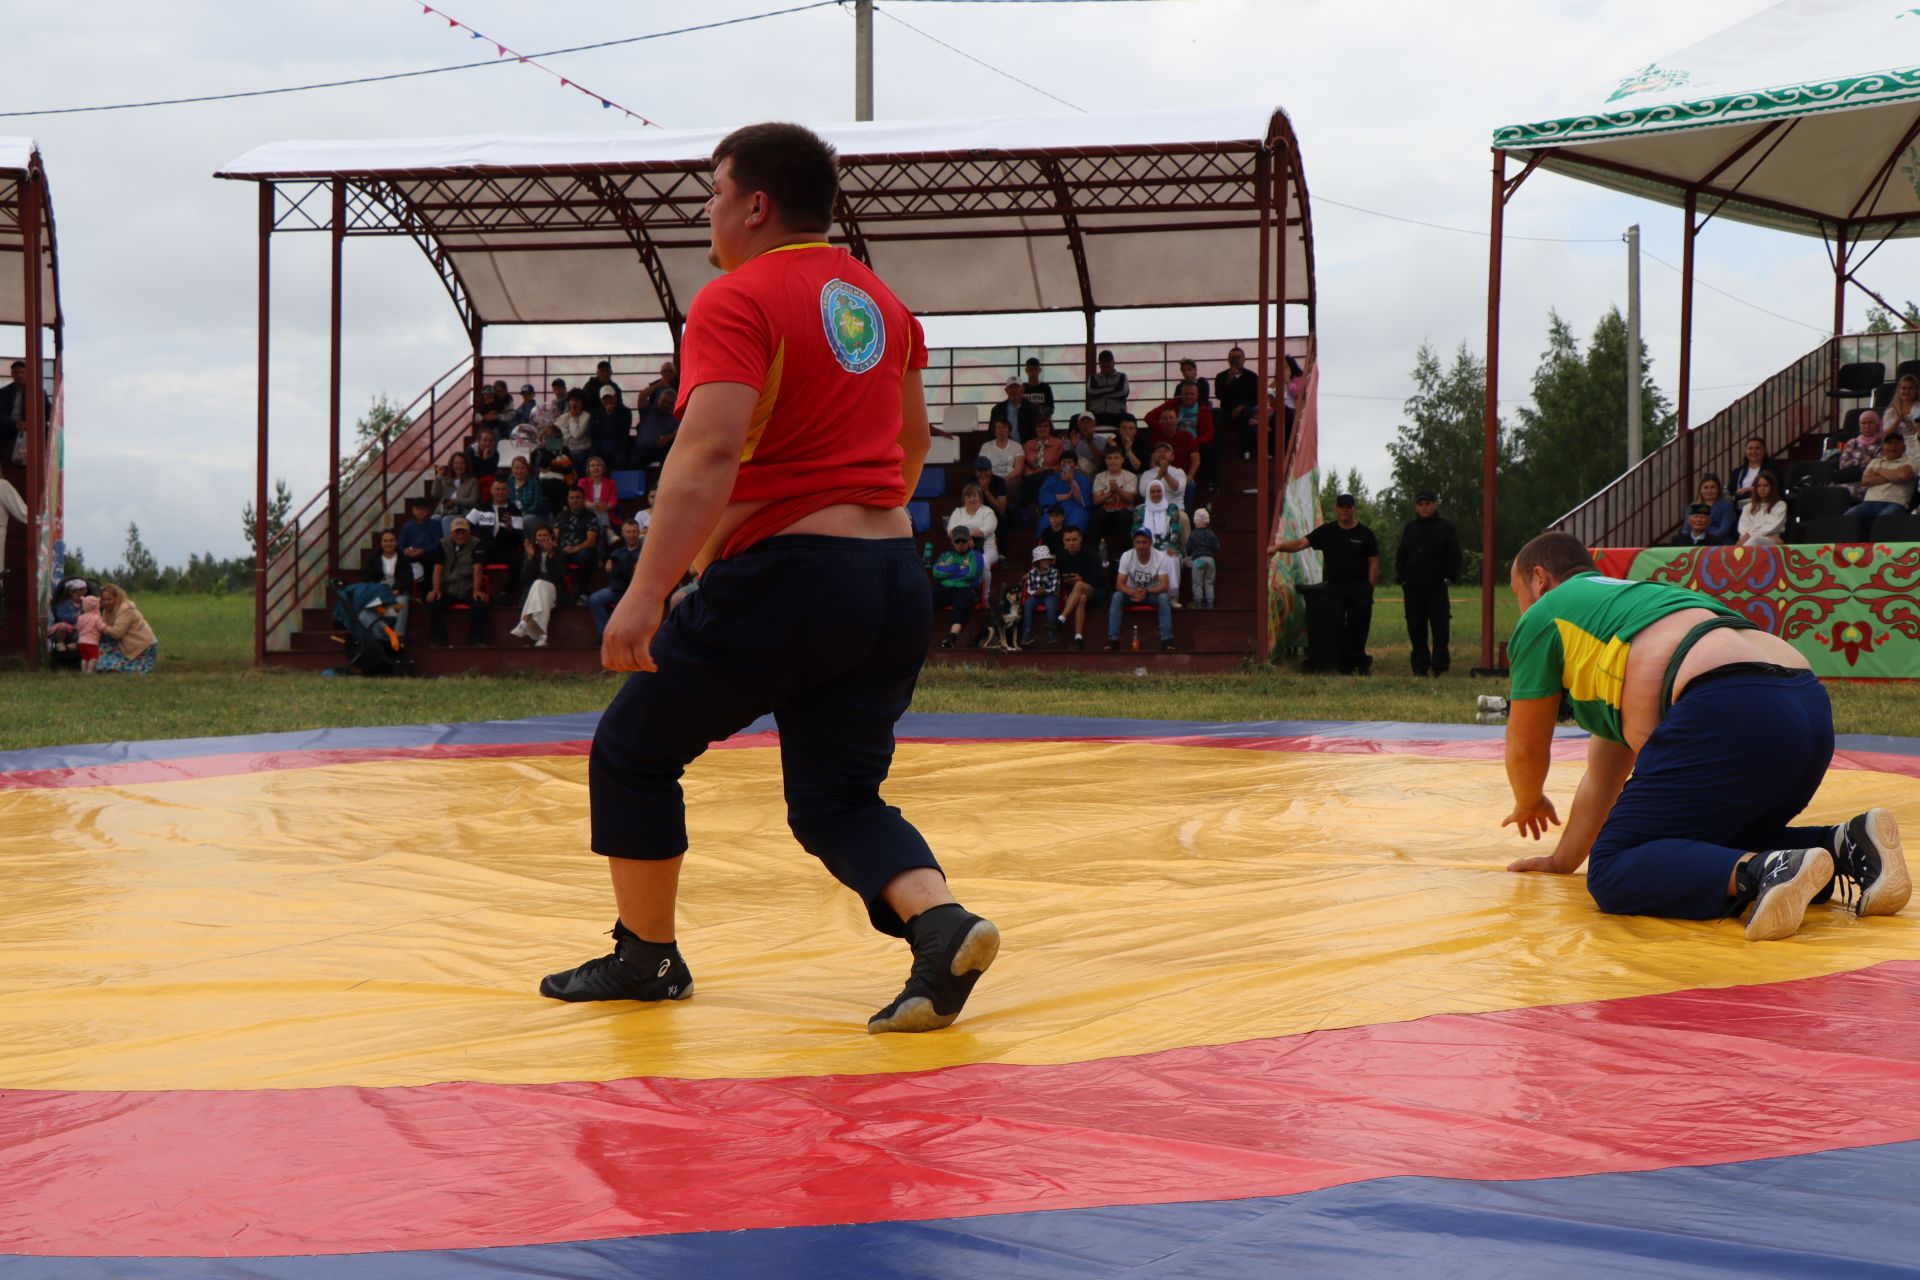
[1022,543,1060,646]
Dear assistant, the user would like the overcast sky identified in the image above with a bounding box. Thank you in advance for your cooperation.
[7,0,1874,565]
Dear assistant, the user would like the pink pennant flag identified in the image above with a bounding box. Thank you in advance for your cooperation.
[559,78,570,88]
[495,43,506,56]
[421,4,433,13]
[447,16,457,26]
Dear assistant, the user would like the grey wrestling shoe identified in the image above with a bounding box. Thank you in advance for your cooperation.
[1738,848,1835,942]
[1827,809,1912,917]
[868,904,1000,1034]
[539,919,695,1003]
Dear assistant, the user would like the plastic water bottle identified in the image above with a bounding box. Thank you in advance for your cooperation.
[1130,624,1140,652]
[922,541,933,569]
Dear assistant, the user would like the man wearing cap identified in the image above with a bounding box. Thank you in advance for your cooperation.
[1022,544,1060,646]
[398,495,441,585]
[989,377,1039,442]
[1669,503,1731,547]
[1271,494,1380,675]
[933,524,986,649]
[1396,491,1462,677]
[427,516,491,647]
[1085,350,1130,428]
[514,384,540,426]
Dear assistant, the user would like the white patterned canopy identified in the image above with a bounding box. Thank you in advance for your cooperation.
[1494,0,1920,238]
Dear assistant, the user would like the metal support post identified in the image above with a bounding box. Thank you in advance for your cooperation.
[20,169,43,670]
[327,179,345,592]
[255,183,271,665]
[1478,151,1507,673]
[1678,190,1698,496]
[1254,149,1273,661]
[1626,224,1642,470]
[855,0,874,121]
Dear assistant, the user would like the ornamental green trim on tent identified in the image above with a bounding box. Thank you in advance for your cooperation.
[1494,66,1920,147]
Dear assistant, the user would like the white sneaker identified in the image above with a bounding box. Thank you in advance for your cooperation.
[534,635,549,648]
[508,622,528,639]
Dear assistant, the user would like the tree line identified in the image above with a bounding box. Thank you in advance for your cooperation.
[1324,305,1676,582]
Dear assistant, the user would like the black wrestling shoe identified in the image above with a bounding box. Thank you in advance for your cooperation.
[1824,809,1912,917]
[539,919,695,1002]
[1736,848,1834,942]
[868,904,1000,1034]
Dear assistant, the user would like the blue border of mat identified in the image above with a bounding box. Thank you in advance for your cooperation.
[4,711,1919,777]
[9,1139,1918,1278]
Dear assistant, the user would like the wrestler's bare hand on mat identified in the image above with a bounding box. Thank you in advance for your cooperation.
[1501,798,1560,842]
[602,593,664,673]
[1506,855,1569,874]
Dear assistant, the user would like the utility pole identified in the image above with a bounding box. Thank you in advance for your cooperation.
[855,0,874,121]
[1626,223,1643,470]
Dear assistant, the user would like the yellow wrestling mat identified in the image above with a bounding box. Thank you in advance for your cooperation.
[3,735,1915,1091]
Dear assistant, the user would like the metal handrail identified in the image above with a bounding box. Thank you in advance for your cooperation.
[1550,337,1838,548]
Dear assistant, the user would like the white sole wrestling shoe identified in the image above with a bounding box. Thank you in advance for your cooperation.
[1742,848,1835,942]
[1831,808,1913,918]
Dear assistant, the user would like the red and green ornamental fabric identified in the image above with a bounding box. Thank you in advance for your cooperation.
[1589,544,1920,678]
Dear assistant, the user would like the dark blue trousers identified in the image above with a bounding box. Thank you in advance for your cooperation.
[1587,670,1834,920]
[589,535,940,937]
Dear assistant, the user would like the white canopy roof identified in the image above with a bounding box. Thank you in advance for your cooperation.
[0,137,59,328]
[217,107,1314,328]
[1494,0,1920,237]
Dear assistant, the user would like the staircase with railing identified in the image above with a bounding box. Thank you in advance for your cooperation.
[1551,337,1846,547]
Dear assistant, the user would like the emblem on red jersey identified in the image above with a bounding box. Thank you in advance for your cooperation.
[820,278,885,374]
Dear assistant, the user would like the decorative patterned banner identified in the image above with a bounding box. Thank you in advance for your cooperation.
[1266,358,1322,659]
[1589,543,1920,678]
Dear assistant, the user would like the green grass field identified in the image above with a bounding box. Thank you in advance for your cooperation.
[0,592,1912,750]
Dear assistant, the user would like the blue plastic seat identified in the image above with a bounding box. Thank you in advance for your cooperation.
[612,470,647,501]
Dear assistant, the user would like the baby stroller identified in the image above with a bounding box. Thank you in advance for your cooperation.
[332,581,412,677]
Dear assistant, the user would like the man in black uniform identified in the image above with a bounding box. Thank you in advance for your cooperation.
[1395,490,1462,677]
[1272,493,1380,674]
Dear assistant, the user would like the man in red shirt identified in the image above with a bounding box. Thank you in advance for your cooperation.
[539,122,1000,1035]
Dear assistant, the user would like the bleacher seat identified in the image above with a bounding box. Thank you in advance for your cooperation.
[1785,458,1837,491]
[612,469,646,501]
[1791,485,1853,519]
[913,469,946,500]
[1791,515,1862,544]
[1831,361,1884,401]
[1837,406,1868,443]
[1897,359,1920,387]
[908,501,931,533]
[926,435,961,465]
[1875,381,1899,412]
[1871,511,1920,542]
[941,403,981,434]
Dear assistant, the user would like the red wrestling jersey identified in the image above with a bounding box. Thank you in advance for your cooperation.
[674,242,926,559]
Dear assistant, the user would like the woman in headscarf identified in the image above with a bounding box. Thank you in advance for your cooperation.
[1132,479,1187,603]
[94,583,159,674]
[1837,408,1890,501]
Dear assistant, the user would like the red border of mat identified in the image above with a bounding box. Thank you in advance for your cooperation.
[4,731,1918,791]
[5,961,1919,1257]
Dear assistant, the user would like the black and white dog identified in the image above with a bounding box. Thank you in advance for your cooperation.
[976,581,1024,652]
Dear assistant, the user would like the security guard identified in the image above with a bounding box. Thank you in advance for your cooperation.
[1396,490,1462,677]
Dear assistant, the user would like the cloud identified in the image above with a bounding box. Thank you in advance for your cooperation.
[20,0,1849,562]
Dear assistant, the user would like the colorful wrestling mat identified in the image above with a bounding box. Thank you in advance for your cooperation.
[4,711,1920,1277]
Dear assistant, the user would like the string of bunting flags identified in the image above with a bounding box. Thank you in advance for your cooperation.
[414,2,660,125]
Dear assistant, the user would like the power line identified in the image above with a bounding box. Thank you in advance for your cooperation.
[0,1,841,118]
[871,3,1088,111]
[1312,196,1617,245]
[1639,249,1831,336]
